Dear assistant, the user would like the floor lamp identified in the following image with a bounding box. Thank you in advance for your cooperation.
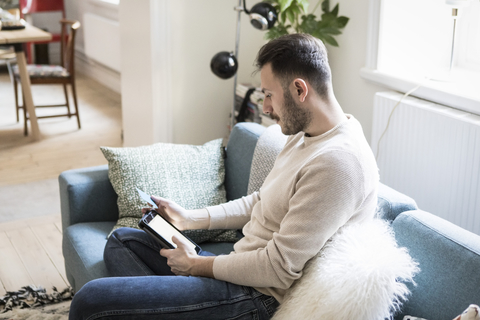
[210,0,277,131]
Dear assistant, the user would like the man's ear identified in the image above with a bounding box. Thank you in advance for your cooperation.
[293,79,308,102]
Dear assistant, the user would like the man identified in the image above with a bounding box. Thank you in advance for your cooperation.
[69,33,379,320]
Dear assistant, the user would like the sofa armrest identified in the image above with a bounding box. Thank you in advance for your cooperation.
[377,183,418,222]
[392,210,480,320]
[59,164,118,232]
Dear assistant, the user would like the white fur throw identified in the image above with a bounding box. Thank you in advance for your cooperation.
[272,218,419,320]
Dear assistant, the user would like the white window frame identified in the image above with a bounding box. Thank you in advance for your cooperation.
[360,0,480,115]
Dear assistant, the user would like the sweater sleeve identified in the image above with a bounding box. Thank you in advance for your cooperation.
[212,151,368,289]
[206,192,261,230]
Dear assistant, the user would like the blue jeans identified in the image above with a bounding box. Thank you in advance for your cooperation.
[69,227,279,320]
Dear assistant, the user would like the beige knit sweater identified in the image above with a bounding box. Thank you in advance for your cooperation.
[206,115,379,303]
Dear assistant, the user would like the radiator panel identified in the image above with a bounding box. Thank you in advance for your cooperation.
[372,91,480,235]
[84,13,121,72]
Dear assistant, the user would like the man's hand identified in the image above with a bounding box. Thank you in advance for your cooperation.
[160,235,215,278]
[141,197,210,231]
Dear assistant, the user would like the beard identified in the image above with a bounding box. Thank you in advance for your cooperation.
[272,89,313,135]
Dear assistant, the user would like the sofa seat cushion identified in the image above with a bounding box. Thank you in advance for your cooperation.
[200,242,235,256]
[392,210,480,320]
[63,221,115,291]
[13,64,70,78]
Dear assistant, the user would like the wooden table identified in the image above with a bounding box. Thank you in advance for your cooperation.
[0,24,52,141]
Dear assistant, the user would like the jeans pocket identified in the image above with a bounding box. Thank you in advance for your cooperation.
[260,295,279,317]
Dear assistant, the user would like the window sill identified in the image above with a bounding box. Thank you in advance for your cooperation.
[360,68,480,116]
[88,0,119,11]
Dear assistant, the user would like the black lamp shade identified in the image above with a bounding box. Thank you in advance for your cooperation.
[249,2,277,30]
[210,51,238,79]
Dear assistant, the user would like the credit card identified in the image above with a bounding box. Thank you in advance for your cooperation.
[136,187,158,209]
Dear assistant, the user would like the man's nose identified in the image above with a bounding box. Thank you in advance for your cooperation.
[263,101,272,114]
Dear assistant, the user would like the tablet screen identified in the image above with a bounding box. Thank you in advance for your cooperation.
[148,214,197,252]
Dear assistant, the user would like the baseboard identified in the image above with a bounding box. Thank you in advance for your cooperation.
[75,50,121,94]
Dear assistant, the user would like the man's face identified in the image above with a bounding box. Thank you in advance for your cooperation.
[260,64,312,135]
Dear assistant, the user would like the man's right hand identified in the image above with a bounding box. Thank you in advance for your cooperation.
[141,197,191,230]
[141,197,211,231]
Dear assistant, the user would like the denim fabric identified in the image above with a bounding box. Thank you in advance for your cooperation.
[69,227,279,320]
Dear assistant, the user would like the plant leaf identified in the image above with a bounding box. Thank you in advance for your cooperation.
[321,27,342,35]
[290,2,302,15]
[279,0,294,12]
[297,0,309,13]
[331,3,339,17]
[337,16,349,28]
[286,8,296,24]
[265,23,290,40]
[299,14,319,35]
[281,10,287,23]
[321,0,330,13]
[321,34,339,46]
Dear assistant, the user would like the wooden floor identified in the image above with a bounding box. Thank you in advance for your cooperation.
[0,69,123,186]
[0,67,122,297]
[0,214,65,297]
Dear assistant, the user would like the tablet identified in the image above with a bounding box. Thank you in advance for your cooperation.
[138,211,201,253]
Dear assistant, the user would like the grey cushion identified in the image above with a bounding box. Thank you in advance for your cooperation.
[392,210,480,320]
[225,123,266,201]
[201,242,235,256]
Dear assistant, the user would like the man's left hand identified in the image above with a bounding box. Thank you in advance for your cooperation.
[160,236,215,278]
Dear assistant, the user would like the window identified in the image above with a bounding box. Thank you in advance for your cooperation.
[361,0,480,114]
[99,0,119,4]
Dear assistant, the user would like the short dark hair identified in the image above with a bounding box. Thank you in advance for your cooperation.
[255,33,331,97]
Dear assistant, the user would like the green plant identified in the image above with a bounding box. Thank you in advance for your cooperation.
[264,0,349,47]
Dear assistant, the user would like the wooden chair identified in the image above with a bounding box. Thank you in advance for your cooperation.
[19,0,66,64]
[13,19,81,136]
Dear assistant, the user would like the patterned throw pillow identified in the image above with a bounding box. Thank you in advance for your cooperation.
[101,139,239,243]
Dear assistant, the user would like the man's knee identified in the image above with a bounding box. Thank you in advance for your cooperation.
[109,227,141,242]
[69,279,105,320]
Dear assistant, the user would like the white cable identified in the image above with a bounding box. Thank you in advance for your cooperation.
[375,84,423,162]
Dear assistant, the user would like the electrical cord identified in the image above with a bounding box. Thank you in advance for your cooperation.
[375,83,425,162]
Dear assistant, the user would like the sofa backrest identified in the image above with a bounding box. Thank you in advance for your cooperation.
[392,210,480,320]
[225,123,266,201]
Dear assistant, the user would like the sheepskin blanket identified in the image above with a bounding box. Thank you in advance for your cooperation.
[273,218,419,320]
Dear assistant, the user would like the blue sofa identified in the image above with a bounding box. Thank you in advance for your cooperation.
[60,122,480,320]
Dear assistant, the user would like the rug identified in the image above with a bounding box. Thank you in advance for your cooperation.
[0,285,73,320]
[0,300,71,320]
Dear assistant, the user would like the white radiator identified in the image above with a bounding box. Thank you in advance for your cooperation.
[83,13,121,72]
[371,91,480,235]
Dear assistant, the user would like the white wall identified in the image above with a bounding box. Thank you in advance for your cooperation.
[325,0,384,142]
[168,1,266,144]
[65,0,381,145]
